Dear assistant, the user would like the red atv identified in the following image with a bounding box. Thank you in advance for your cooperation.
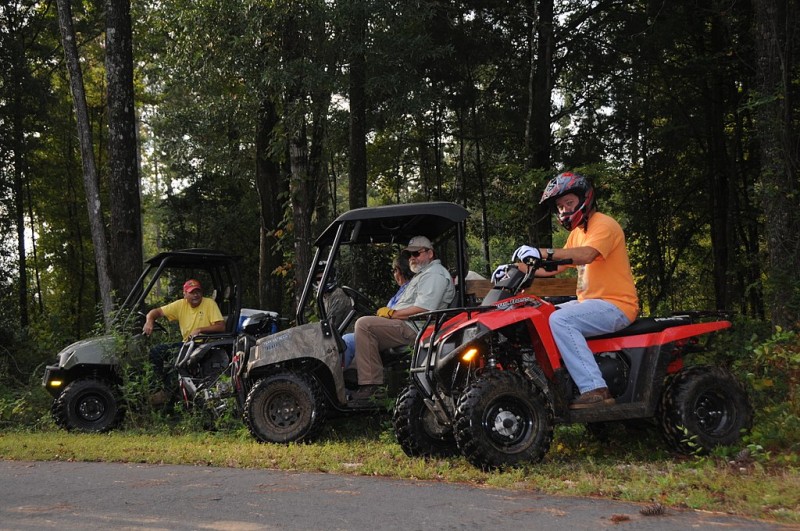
[393,257,753,469]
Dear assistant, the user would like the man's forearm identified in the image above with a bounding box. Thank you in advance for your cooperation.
[389,306,427,320]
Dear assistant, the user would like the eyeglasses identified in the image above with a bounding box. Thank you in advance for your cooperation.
[409,248,430,258]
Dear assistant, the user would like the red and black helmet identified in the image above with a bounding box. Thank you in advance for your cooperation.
[539,171,595,231]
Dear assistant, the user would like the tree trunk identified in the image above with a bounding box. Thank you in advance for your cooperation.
[288,111,314,307]
[106,0,143,301]
[470,102,491,278]
[348,0,368,210]
[526,0,555,247]
[56,0,114,327]
[753,0,800,328]
[9,25,29,328]
[527,0,554,171]
[703,12,734,312]
[255,98,287,312]
[310,87,332,233]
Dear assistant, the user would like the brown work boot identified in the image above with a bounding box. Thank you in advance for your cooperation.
[149,389,169,407]
[569,387,615,409]
[348,384,387,405]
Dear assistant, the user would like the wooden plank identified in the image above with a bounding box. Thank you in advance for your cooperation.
[465,277,577,299]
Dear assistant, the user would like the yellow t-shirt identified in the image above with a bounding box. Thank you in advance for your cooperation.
[160,297,224,340]
[565,212,639,322]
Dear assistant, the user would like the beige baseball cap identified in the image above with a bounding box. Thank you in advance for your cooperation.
[404,235,433,252]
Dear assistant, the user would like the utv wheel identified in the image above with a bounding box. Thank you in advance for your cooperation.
[51,379,123,432]
[659,366,752,454]
[454,371,553,470]
[244,371,327,443]
[393,385,457,458]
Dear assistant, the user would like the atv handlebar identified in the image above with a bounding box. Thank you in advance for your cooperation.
[522,256,573,272]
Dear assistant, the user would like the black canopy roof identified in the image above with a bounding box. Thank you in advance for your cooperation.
[313,202,469,248]
[144,249,240,268]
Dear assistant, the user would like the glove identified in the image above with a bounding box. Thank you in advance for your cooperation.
[376,306,395,319]
[491,264,510,285]
[511,245,541,263]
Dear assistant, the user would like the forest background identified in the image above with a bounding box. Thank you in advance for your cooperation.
[0,0,798,443]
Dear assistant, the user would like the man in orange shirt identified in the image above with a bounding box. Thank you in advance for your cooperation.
[515,172,639,409]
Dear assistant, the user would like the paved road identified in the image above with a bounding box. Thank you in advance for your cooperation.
[0,460,789,530]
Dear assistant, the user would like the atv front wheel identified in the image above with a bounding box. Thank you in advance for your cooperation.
[659,366,752,454]
[454,370,553,469]
[243,371,327,443]
[393,385,457,458]
[51,379,123,432]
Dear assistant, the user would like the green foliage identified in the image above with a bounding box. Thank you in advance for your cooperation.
[741,327,800,457]
[697,320,800,457]
[0,384,52,429]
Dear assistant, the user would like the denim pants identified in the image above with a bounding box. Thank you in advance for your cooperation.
[549,299,631,394]
[341,332,356,369]
[148,342,183,388]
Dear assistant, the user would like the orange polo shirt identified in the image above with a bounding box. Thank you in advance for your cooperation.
[565,212,639,322]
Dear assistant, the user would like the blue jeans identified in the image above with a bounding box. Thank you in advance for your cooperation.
[342,333,356,369]
[148,342,183,388]
[549,299,631,394]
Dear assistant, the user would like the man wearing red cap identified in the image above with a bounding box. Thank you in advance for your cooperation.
[143,279,225,340]
[143,279,225,404]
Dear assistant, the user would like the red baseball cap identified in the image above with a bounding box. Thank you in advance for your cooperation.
[183,279,202,293]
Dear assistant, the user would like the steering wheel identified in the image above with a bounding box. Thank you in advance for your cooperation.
[339,286,379,332]
[137,311,168,334]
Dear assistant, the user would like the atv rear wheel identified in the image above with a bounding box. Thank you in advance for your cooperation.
[51,379,123,432]
[659,366,752,454]
[393,385,457,457]
[244,371,327,443]
[454,370,553,470]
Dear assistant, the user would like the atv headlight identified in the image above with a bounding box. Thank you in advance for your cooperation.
[460,325,483,344]
[460,347,480,363]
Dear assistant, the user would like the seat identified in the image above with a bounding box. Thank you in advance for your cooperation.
[589,316,693,340]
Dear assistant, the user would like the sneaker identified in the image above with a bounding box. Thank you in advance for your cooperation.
[348,385,387,405]
[569,387,615,410]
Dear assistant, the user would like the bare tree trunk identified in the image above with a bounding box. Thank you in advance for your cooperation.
[470,102,491,278]
[289,112,314,307]
[310,87,332,233]
[255,98,287,312]
[703,12,734,312]
[753,0,800,328]
[56,0,114,327]
[106,0,143,300]
[9,37,29,328]
[348,0,368,210]
[526,0,555,247]
[527,0,553,170]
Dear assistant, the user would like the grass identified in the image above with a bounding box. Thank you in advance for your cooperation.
[1,413,798,525]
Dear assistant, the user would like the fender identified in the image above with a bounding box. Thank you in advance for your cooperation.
[587,320,731,352]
